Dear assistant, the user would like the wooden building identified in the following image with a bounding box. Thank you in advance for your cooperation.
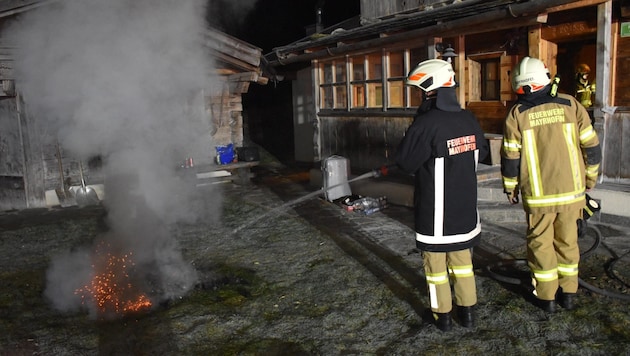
[265,0,629,183]
[0,1,266,211]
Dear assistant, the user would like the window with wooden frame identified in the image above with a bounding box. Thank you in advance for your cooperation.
[366,53,383,108]
[408,48,426,108]
[319,60,347,109]
[467,52,515,103]
[351,56,366,108]
[319,47,427,111]
[387,51,405,108]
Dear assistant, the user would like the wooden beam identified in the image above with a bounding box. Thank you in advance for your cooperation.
[204,30,262,68]
[595,1,612,117]
[541,20,598,42]
[228,72,260,83]
[455,35,465,108]
[210,50,261,73]
[547,0,609,13]
[528,26,558,76]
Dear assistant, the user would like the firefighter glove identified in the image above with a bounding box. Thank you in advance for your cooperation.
[506,191,519,204]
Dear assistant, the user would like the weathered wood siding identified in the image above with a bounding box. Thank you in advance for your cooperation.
[318,115,412,172]
[0,96,25,210]
[360,0,468,21]
[601,111,630,181]
[207,90,244,148]
[614,36,630,106]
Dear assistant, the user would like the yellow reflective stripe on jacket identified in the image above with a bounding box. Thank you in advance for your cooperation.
[425,271,449,285]
[557,263,579,277]
[523,130,543,197]
[586,164,600,179]
[532,268,558,282]
[580,126,597,143]
[449,265,474,278]
[562,124,583,192]
[503,139,521,152]
[524,190,585,208]
[503,176,518,190]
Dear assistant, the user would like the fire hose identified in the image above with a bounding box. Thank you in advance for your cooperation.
[230,163,399,236]
[377,165,630,300]
[485,222,630,301]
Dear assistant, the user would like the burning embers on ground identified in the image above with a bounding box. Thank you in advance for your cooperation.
[75,240,153,319]
[45,204,199,320]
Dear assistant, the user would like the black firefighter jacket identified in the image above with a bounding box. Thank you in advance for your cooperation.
[395,88,489,252]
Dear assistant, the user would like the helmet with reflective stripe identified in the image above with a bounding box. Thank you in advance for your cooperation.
[576,63,591,74]
[406,59,455,92]
[512,56,551,94]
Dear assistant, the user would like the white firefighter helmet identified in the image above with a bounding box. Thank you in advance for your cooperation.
[511,56,551,94]
[406,59,455,92]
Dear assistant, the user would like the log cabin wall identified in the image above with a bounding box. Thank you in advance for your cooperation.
[270,0,630,180]
[207,82,245,148]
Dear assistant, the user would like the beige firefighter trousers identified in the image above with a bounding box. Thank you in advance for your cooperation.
[526,208,581,300]
[423,249,477,313]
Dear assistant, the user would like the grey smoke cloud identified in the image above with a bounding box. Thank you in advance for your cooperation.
[10,0,214,164]
[207,0,258,32]
[7,0,223,315]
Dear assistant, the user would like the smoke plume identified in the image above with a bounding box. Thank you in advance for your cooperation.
[206,0,258,34]
[7,0,223,316]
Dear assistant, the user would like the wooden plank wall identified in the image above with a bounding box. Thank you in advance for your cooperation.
[602,111,630,180]
[614,36,630,106]
[318,115,412,172]
[207,93,244,148]
[360,0,465,21]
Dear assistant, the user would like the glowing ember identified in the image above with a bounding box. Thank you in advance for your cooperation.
[75,241,152,317]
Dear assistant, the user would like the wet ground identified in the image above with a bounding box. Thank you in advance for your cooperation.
[2,156,630,355]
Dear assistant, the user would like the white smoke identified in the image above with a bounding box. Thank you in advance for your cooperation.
[7,0,224,315]
[207,0,258,33]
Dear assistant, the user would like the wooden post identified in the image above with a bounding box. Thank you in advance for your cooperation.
[528,26,558,76]
[595,1,612,118]
[455,35,466,108]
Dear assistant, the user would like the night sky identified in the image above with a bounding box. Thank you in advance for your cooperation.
[207,0,361,163]
[208,0,361,53]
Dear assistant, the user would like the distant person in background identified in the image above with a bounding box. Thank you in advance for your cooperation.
[574,63,595,108]
[502,57,601,313]
[396,59,489,332]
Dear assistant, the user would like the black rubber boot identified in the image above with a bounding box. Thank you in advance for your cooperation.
[456,305,475,328]
[537,299,557,313]
[558,292,577,310]
[432,312,453,332]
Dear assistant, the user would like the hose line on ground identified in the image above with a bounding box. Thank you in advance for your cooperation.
[485,223,630,301]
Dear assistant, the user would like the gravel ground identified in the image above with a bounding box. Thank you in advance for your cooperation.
[1,159,630,355]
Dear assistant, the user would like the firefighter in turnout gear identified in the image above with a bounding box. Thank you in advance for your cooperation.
[396,59,489,331]
[501,57,601,313]
[574,63,595,108]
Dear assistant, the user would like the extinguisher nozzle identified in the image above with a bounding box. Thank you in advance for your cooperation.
[372,164,398,178]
